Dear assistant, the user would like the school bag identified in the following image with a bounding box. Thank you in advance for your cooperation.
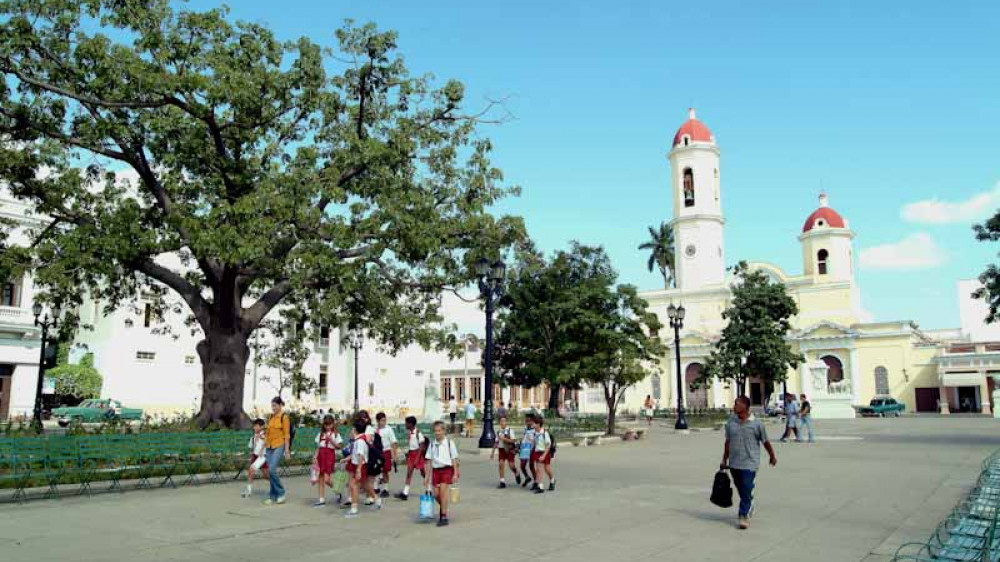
[542,429,557,459]
[367,432,385,475]
[278,413,296,452]
[710,470,733,508]
[419,491,435,520]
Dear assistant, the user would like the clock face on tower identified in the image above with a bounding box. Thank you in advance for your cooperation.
[685,244,697,258]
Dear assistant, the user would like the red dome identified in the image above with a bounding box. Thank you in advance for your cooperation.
[802,194,847,232]
[672,108,714,147]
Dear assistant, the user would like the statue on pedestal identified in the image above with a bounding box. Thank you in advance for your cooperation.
[422,373,444,423]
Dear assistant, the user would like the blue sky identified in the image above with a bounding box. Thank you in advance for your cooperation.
[190,0,1000,330]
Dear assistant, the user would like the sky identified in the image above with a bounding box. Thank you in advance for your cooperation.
[187,0,1000,330]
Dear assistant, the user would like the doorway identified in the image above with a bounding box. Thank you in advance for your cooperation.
[0,364,12,420]
[914,387,940,413]
[685,363,708,409]
[957,386,981,413]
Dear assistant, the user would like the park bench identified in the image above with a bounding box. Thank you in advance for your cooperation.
[571,431,605,447]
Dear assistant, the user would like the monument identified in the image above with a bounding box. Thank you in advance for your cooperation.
[422,373,444,423]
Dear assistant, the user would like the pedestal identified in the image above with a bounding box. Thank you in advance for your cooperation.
[811,395,856,419]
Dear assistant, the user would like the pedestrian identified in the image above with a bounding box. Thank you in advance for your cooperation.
[242,418,268,498]
[644,395,655,427]
[463,400,477,437]
[530,414,556,494]
[345,419,381,518]
[357,409,376,439]
[447,396,458,430]
[263,396,292,505]
[375,412,398,498]
[720,395,777,530]
[395,416,427,501]
[313,414,342,507]
[491,415,520,488]
[423,420,460,527]
[799,394,815,443]
[780,393,801,442]
[496,402,508,421]
[519,415,537,488]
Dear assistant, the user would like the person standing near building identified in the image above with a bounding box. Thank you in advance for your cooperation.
[496,402,508,421]
[798,394,815,443]
[643,395,655,427]
[463,400,477,437]
[263,397,291,505]
[780,393,801,442]
[721,396,777,530]
[447,396,458,430]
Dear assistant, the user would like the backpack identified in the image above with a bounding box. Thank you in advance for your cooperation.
[710,470,733,508]
[545,430,557,458]
[280,414,297,452]
[414,430,431,456]
[366,432,385,475]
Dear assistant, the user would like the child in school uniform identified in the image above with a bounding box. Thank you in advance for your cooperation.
[530,414,556,494]
[423,420,459,527]
[243,418,269,497]
[519,416,537,489]
[490,415,520,489]
[345,420,380,518]
[395,416,426,501]
[375,412,399,498]
[313,414,342,507]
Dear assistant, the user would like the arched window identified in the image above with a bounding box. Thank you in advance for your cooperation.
[817,249,829,275]
[822,355,844,387]
[651,374,662,400]
[683,168,695,207]
[683,136,689,146]
[874,366,889,395]
[685,363,708,408]
[0,282,17,307]
[714,168,720,203]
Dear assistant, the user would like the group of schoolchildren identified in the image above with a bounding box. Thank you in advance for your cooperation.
[490,412,557,494]
[244,410,461,527]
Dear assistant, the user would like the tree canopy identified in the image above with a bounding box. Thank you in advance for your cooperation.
[0,1,523,427]
[697,262,803,396]
[47,351,103,399]
[638,222,675,289]
[973,215,1000,323]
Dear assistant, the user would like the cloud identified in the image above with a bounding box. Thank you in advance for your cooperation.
[901,183,1000,225]
[859,233,947,270]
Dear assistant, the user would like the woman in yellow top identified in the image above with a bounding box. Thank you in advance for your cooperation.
[263,396,292,505]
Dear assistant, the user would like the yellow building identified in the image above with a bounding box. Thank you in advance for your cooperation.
[624,109,969,419]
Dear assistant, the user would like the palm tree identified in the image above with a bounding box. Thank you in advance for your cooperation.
[638,222,676,288]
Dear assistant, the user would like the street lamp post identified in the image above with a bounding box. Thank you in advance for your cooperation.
[347,330,362,414]
[667,303,688,431]
[475,257,505,449]
[32,302,59,434]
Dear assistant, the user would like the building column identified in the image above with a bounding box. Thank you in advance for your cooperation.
[848,347,861,405]
[978,374,992,415]
[711,378,725,408]
[939,384,951,414]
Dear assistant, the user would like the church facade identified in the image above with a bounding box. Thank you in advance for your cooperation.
[624,109,972,418]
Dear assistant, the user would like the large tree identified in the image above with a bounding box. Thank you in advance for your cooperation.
[638,222,675,289]
[0,2,522,427]
[973,215,1000,322]
[495,243,615,412]
[696,262,803,396]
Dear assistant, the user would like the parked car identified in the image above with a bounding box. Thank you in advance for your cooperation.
[764,394,785,417]
[855,397,905,417]
[53,398,143,426]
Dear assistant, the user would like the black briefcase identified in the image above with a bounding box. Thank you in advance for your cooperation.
[710,469,733,508]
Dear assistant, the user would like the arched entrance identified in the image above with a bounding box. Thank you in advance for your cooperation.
[685,363,708,409]
[822,355,844,388]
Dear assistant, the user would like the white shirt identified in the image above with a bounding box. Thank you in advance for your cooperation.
[248,431,266,456]
[448,400,458,414]
[495,426,517,449]
[315,430,342,450]
[377,426,398,448]
[350,437,369,465]
[406,428,425,451]
[365,425,376,438]
[425,437,459,468]
[534,429,552,453]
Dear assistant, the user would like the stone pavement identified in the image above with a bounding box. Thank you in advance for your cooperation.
[2,416,998,562]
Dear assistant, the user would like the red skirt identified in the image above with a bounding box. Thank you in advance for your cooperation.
[346,461,368,481]
[316,448,336,476]
[432,466,455,486]
[406,450,425,471]
[381,450,393,476]
[531,451,551,466]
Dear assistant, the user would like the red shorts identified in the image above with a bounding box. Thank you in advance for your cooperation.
[345,461,368,481]
[498,447,516,462]
[250,455,268,470]
[382,450,393,477]
[316,448,336,476]
[531,451,551,466]
[406,450,425,471]
[432,466,455,486]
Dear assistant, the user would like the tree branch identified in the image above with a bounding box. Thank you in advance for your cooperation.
[242,279,293,332]
[135,259,211,329]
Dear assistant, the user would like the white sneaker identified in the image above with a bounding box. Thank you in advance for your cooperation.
[312,499,326,508]
[276,495,286,505]
[241,485,252,498]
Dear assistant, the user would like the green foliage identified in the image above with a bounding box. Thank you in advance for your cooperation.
[253,314,315,400]
[46,352,103,398]
[974,216,1000,323]
[0,2,524,425]
[698,262,803,394]
[638,222,676,289]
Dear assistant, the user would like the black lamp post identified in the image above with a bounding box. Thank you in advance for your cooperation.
[667,303,688,431]
[32,302,58,434]
[475,257,505,449]
[346,329,362,414]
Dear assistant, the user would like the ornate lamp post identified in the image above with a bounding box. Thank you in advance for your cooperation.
[346,329,362,414]
[32,302,59,434]
[667,303,688,431]
[475,257,505,449]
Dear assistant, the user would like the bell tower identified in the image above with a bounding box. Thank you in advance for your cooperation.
[669,108,725,290]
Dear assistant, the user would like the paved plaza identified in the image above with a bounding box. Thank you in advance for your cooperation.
[2,416,998,562]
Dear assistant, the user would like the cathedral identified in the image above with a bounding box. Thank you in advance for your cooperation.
[630,109,970,419]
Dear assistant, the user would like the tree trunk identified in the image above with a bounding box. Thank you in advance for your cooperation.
[606,404,616,436]
[547,383,561,415]
[194,329,252,429]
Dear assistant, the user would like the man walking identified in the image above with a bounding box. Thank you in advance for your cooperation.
[721,396,777,530]
[463,400,477,437]
[799,394,815,443]
[780,393,801,442]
